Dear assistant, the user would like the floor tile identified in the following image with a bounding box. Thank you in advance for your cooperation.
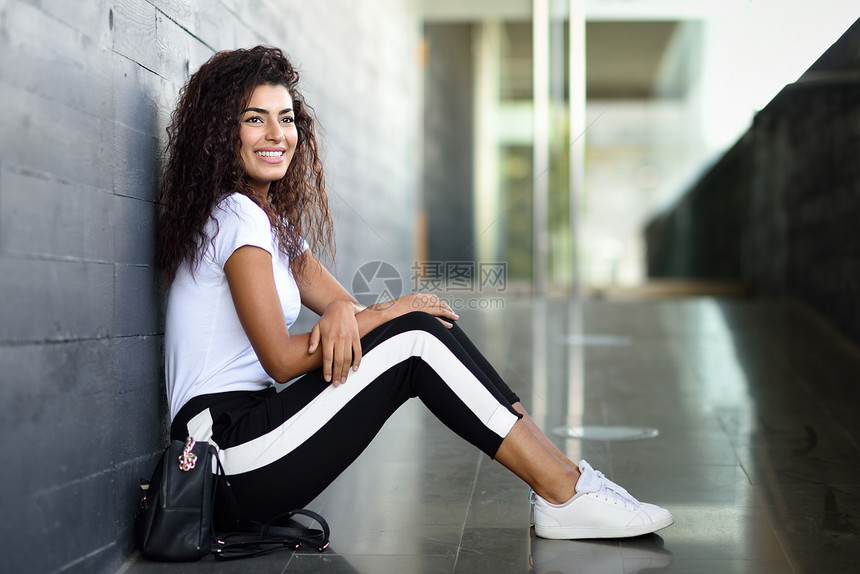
[654,505,787,561]
[761,484,860,574]
[120,550,290,573]
[466,459,531,527]
[454,527,532,573]
[610,463,756,507]
[646,559,795,574]
[530,533,673,574]
[284,553,455,574]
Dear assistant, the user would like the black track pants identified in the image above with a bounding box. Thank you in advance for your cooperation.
[171,311,522,521]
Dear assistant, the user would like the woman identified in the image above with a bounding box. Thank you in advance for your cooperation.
[157,45,673,540]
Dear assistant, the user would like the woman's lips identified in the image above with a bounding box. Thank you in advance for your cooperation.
[254,148,286,163]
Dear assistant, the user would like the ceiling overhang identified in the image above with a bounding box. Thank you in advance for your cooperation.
[422,0,716,22]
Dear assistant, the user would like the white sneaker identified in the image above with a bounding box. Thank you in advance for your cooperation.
[529,488,537,525]
[532,460,674,539]
[529,467,630,524]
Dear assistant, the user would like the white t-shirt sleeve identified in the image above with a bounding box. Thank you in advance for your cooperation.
[211,194,275,268]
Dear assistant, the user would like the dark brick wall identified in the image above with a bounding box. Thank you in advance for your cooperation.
[0,1,420,571]
[645,17,860,345]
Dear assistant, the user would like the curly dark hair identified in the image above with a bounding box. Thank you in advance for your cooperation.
[157,45,333,283]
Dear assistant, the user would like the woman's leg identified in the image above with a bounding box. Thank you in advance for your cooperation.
[446,323,581,473]
[385,316,582,503]
[494,419,578,504]
[173,311,583,519]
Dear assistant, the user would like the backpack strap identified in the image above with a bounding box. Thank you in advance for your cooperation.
[208,451,330,560]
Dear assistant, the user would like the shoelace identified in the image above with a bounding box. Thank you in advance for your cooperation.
[529,478,640,509]
[592,470,642,509]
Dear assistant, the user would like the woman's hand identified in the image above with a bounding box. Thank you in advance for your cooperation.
[308,300,362,386]
[374,293,459,328]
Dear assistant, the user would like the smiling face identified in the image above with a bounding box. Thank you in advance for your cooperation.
[238,84,298,200]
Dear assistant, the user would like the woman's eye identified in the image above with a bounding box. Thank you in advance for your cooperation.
[245,116,263,124]
[281,116,295,124]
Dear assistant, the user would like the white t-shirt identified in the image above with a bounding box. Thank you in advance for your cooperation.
[165,193,305,420]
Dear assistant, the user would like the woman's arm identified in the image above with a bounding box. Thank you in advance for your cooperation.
[293,251,460,329]
[225,245,323,382]
[226,246,459,384]
[294,251,363,316]
[294,251,365,384]
[294,251,461,382]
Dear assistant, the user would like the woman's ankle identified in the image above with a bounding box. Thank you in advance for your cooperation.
[535,468,580,504]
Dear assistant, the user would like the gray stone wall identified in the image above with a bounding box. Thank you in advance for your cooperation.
[0,1,420,571]
[645,17,860,345]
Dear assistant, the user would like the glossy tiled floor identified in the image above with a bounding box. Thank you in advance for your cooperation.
[121,297,860,574]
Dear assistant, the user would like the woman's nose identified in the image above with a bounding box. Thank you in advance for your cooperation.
[266,121,284,142]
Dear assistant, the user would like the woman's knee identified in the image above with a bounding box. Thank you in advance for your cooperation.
[362,310,455,353]
[391,310,449,335]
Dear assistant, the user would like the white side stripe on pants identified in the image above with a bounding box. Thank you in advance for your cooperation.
[199,330,519,475]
